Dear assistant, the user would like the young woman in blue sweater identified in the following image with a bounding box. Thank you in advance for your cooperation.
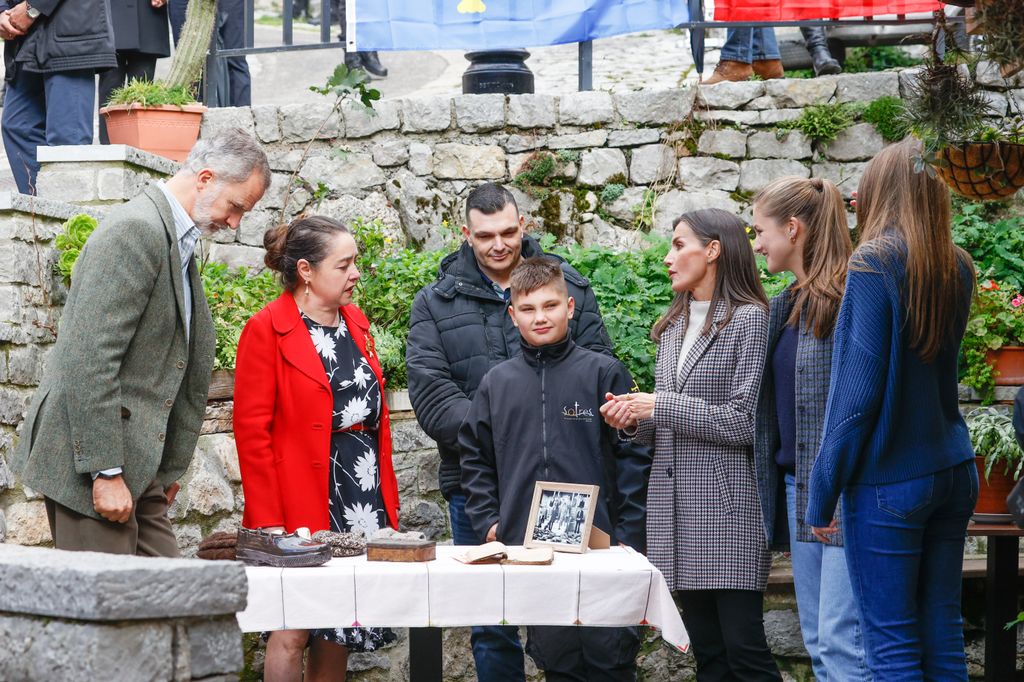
[751,176,870,681]
[806,138,977,679]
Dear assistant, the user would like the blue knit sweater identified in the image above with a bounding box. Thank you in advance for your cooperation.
[805,243,975,527]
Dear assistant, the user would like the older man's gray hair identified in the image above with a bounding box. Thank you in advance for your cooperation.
[183,128,271,190]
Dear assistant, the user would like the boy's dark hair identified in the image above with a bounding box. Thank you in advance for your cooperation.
[465,183,519,225]
[510,257,567,301]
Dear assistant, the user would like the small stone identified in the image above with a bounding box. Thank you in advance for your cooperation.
[604,187,649,223]
[318,193,402,239]
[196,434,241,484]
[746,130,812,160]
[630,144,676,184]
[254,172,295,212]
[207,243,266,271]
[835,72,900,104]
[432,144,506,180]
[398,498,446,540]
[547,130,609,149]
[200,107,255,138]
[977,60,1024,88]
[504,134,548,153]
[744,95,777,111]
[188,617,243,678]
[980,90,1009,117]
[758,110,802,125]
[237,209,276,247]
[251,105,281,143]
[343,99,401,138]
[6,344,46,386]
[96,167,153,202]
[558,91,614,125]
[174,441,234,518]
[371,139,410,167]
[298,153,386,192]
[408,143,433,176]
[0,386,32,425]
[401,97,452,133]
[454,94,506,132]
[578,216,648,251]
[577,148,628,186]
[3,501,50,545]
[35,169,98,203]
[739,159,810,193]
[825,123,885,162]
[812,162,868,199]
[697,81,765,110]
[608,129,662,147]
[676,157,741,192]
[765,77,838,108]
[507,94,557,128]
[279,101,340,142]
[386,170,453,249]
[697,129,747,159]
[613,89,694,124]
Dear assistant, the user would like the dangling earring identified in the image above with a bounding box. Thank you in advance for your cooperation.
[304,280,310,297]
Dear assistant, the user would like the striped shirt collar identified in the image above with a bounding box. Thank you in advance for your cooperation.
[155,181,201,265]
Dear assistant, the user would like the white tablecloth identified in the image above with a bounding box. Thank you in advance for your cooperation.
[237,545,689,652]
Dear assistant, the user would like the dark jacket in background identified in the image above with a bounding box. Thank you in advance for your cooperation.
[2,0,116,80]
[1015,387,1024,451]
[459,336,651,550]
[109,0,170,56]
[406,235,615,500]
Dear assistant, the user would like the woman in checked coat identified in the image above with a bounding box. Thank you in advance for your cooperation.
[602,208,780,681]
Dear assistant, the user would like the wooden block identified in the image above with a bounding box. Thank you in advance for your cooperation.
[366,538,437,562]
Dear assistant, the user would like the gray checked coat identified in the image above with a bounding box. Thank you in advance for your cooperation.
[634,299,770,592]
[753,287,843,548]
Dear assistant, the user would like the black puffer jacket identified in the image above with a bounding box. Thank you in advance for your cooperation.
[406,235,614,499]
[2,0,117,80]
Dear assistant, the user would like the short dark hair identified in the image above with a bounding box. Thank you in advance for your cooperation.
[465,183,519,226]
[510,257,567,301]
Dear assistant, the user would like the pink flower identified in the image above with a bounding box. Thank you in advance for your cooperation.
[1013,294,1024,308]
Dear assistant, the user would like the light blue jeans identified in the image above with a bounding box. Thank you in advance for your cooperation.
[719,28,780,65]
[786,474,871,681]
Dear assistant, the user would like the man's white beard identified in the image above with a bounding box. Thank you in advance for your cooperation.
[192,187,222,236]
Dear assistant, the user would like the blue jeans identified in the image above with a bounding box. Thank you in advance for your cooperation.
[785,474,871,681]
[719,28,780,64]
[842,460,978,680]
[2,68,95,195]
[449,494,526,682]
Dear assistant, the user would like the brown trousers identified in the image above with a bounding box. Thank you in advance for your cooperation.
[44,479,180,557]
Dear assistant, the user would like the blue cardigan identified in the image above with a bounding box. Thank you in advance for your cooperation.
[805,244,975,527]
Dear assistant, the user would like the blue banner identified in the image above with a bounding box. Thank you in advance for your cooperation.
[346,0,690,52]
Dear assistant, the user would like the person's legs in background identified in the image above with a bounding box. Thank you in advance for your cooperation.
[98,53,158,144]
[785,474,827,679]
[332,0,387,77]
[448,493,526,682]
[800,27,842,76]
[2,69,47,194]
[218,0,252,106]
[674,590,735,680]
[715,590,783,681]
[168,0,186,45]
[750,28,783,79]
[817,543,872,680]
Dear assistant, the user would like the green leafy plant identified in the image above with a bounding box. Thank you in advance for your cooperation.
[370,323,408,390]
[200,263,282,370]
[966,406,1024,482]
[862,96,910,142]
[952,202,1024,291]
[844,46,923,73]
[599,183,626,205]
[632,189,657,231]
[513,152,557,192]
[961,278,1024,401]
[53,214,98,283]
[106,78,196,107]
[779,103,857,145]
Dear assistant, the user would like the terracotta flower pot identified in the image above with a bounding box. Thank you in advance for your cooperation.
[986,346,1024,386]
[974,455,1018,519]
[100,103,207,162]
[933,141,1024,201]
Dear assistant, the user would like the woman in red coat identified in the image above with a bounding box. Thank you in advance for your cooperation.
[234,215,400,681]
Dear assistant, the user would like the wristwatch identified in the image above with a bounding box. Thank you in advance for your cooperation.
[25,2,40,19]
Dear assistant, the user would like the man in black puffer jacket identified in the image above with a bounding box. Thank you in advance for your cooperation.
[406,182,613,682]
[1,0,116,194]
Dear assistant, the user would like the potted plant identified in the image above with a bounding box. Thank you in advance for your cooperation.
[962,278,1024,400]
[100,0,217,161]
[967,407,1024,520]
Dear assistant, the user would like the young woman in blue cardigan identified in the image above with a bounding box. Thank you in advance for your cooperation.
[806,138,977,679]
[751,176,870,681]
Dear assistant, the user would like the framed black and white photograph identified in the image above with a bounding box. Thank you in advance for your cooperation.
[523,482,600,553]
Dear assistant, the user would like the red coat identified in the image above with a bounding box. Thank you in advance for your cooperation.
[233,291,400,533]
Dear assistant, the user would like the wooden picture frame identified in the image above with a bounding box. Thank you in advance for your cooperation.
[523,481,599,554]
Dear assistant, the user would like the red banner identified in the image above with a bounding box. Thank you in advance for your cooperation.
[713,1,944,21]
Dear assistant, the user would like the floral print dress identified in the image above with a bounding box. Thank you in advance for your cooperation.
[303,312,396,652]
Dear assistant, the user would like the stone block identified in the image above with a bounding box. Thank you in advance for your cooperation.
[547,130,609,149]
[298,153,386,192]
[758,109,802,125]
[408,142,434,176]
[605,187,651,223]
[401,97,452,133]
[237,208,278,247]
[697,129,747,159]
[613,89,694,124]
[696,81,765,110]
[200,106,256,138]
[507,94,557,128]
[251,105,282,143]
[0,543,248,619]
[343,99,401,138]
[36,145,179,176]
[432,144,506,180]
[765,77,837,107]
[980,90,1009,116]
[0,452,14,491]
[577,216,648,251]
[3,500,50,545]
[0,385,32,427]
[746,130,812,160]
[739,160,810,193]
[835,72,900,103]
[977,60,1024,88]
[694,109,760,126]
[608,129,662,147]
[96,167,153,202]
[372,139,410,167]
[676,157,741,192]
[745,95,778,110]
[558,91,614,125]
[812,162,868,199]
[825,123,885,162]
[386,171,453,250]
[578,148,628,186]
[172,439,235,520]
[399,497,447,540]
[207,243,266,271]
[279,101,341,142]
[0,507,5,542]
[653,189,741,236]
[630,144,676,184]
[454,94,506,132]
[504,133,549,153]
[35,168,98,203]
[253,172,293,212]
[188,617,243,678]
[6,344,46,386]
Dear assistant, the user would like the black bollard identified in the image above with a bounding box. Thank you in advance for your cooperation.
[462,49,535,94]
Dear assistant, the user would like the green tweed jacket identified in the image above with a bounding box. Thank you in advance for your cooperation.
[14,184,216,519]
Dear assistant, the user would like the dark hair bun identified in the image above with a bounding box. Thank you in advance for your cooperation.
[263,223,289,272]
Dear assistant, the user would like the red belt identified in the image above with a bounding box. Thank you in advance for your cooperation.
[332,423,368,433]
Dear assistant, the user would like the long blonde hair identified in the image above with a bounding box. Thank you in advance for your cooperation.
[753,177,852,339]
[853,138,973,363]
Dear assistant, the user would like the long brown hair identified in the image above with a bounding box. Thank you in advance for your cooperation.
[651,208,768,343]
[853,137,974,363]
[754,176,852,338]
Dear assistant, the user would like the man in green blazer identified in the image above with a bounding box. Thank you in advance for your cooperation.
[14,128,270,556]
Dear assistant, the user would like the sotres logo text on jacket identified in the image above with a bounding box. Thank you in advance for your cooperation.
[562,401,594,422]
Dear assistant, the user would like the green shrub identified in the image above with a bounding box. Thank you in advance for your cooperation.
[844,46,922,73]
[600,183,626,205]
[952,202,1024,291]
[780,103,856,144]
[862,96,910,142]
[53,214,98,282]
[106,78,196,107]
[200,263,282,370]
[370,324,409,391]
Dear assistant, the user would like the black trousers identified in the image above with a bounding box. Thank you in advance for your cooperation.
[674,590,782,682]
[526,625,640,682]
[98,53,158,144]
[168,0,251,107]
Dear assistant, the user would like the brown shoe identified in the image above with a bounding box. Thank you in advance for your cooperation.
[235,527,333,567]
[752,59,785,80]
[702,60,754,85]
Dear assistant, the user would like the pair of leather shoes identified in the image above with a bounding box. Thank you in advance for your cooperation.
[345,51,389,78]
[703,59,784,84]
[235,527,332,568]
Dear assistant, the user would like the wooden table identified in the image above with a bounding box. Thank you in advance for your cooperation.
[967,522,1023,682]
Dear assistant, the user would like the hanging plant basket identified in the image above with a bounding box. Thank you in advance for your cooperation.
[932,141,1024,201]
